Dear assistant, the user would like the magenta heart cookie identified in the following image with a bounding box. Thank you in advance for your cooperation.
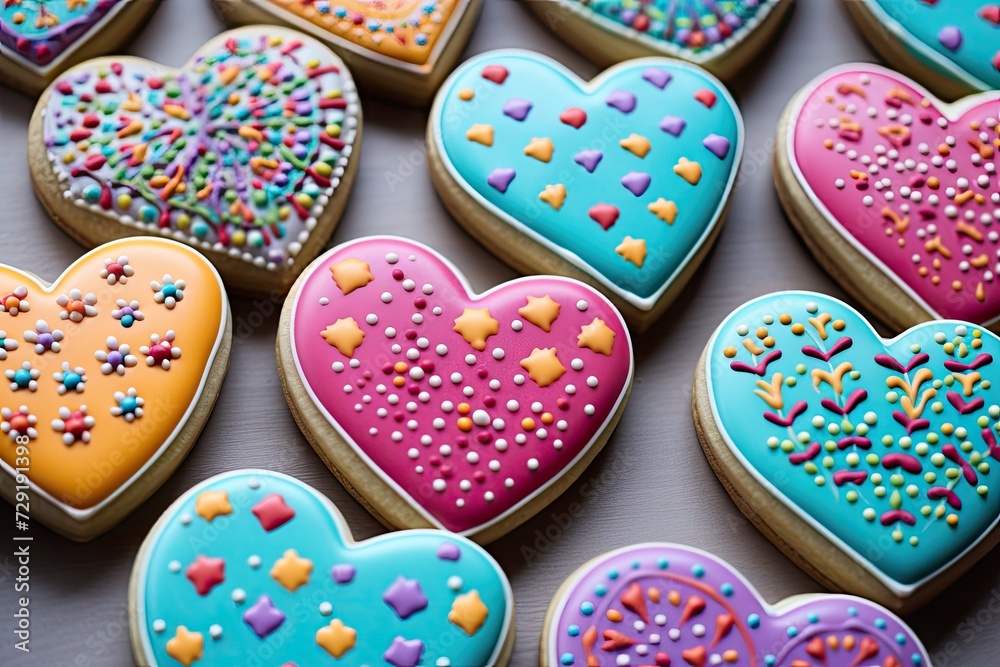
[277,236,634,543]
[777,64,1000,330]
[542,543,931,667]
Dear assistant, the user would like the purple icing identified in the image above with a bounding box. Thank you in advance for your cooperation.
[937,25,963,51]
[502,97,533,121]
[642,67,673,89]
[383,636,424,667]
[573,150,603,173]
[703,133,732,159]
[659,115,687,136]
[436,542,461,561]
[331,563,356,583]
[242,595,285,638]
[621,172,652,197]
[382,577,429,619]
[605,90,637,113]
[487,168,516,193]
[549,544,930,667]
[0,0,124,67]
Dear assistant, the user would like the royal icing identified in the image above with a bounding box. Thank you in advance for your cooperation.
[287,237,633,536]
[135,470,513,666]
[39,27,359,277]
[787,65,1000,325]
[858,0,1000,92]
[0,238,227,522]
[252,0,467,67]
[547,543,930,667]
[706,291,1000,594]
[0,0,133,73]
[544,0,785,63]
[430,50,742,311]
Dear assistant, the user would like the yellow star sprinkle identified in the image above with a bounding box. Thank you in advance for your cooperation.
[449,590,489,636]
[620,134,651,158]
[329,257,374,295]
[166,626,203,666]
[539,184,566,210]
[524,137,554,162]
[518,295,561,332]
[270,549,313,592]
[577,318,617,356]
[321,317,366,357]
[194,491,232,522]
[466,124,494,146]
[316,619,357,658]
[673,157,702,185]
[519,348,567,388]
[648,198,678,224]
[453,308,499,351]
[616,236,647,268]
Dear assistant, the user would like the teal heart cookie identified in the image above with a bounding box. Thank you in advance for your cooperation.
[848,0,1000,95]
[130,470,513,666]
[428,50,742,328]
[703,292,1000,603]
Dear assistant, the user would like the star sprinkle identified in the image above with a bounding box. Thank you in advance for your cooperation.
[252,493,295,531]
[452,308,499,351]
[316,619,357,659]
[466,124,494,147]
[538,184,566,210]
[95,337,138,376]
[1,406,37,442]
[383,637,424,667]
[243,595,286,638]
[330,258,374,295]
[321,317,366,357]
[519,347,566,388]
[649,198,679,224]
[53,362,87,395]
[56,289,98,322]
[524,137,554,163]
[270,549,313,592]
[616,236,648,268]
[382,576,429,619]
[165,626,203,667]
[151,274,186,309]
[620,134,651,158]
[448,590,489,636]
[185,555,226,596]
[100,256,134,285]
[577,318,617,356]
[194,490,232,522]
[518,295,561,332]
[673,157,703,185]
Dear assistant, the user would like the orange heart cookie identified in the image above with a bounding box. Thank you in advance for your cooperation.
[0,238,231,541]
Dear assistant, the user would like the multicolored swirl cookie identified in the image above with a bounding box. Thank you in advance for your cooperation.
[28,26,361,295]
[693,291,1000,612]
[775,64,1000,331]
[844,0,1000,99]
[277,236,634,544]
[428,50,743,331]
[0,238,230,541]
[0,0,160,95]
[213,0,482,105]
[523,0,794,78]
[130,470,514,666]
[542,543,930,667]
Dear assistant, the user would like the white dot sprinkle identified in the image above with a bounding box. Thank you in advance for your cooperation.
[381,292,393,303]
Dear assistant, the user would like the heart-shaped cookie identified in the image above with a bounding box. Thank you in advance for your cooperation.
[29,26,362,296]
[775,65,1000,331]
[0,0,161,95]
[130,469,514,666]
[524,0,794,79]
[428,50,743,332]
[213,0,482,106]
[844,0,1000,99]
[542,543,930,667]
[693,291,1000,612]
[0,238,230,541]
[277,236,633,543]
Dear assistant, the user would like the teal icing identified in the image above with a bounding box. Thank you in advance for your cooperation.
[707,292,1000,588]
[433,50,741,308]
[867,0,1000,91]
[138,470,510,666]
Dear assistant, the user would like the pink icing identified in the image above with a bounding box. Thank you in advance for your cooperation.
[289,237,632,534]
[790,66,1000,324]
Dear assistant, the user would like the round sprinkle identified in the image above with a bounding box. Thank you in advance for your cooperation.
[448,576,463,591]
[381,291,393,303]
[511,320,523,331]
[576,300,588,311]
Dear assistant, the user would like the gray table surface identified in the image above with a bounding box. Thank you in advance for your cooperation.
[1,0,997,665]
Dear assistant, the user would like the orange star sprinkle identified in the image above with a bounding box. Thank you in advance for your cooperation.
[453,308,499,351]
[194,490,232,522]
[518,295,561,332]
[449,590,489,636]
[316,619,357,658]
[329,258,374,295]
[166,626,204,666]
[519,348,566,388]
[577,318,616,356]
[320,317,365,357]
[616,237,647,268]
[270,549,313,592]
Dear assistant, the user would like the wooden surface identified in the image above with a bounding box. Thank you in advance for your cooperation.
[1,1,998,665]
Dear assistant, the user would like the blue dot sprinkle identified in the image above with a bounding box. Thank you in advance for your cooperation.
[911,654,922,665]
[692,564,705,578]
[807,612,819,624]
[786,626,798,638]
[560,653,574,665]
[875,617,887,629]
[580,602,594,616]
[896,632,907,645]
[721,583,734,597]
[567,625,579,637]
[657,558,669,569]
[607,570,619,580]
[765,655,775,666]
[747,613,760,629]
[848,607,859,617]
[595,585,607,597]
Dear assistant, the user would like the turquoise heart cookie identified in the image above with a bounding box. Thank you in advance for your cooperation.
[850,0,1000,95]
[429,50,742,325]
[131,470,513,666]
[704,292,1000,600]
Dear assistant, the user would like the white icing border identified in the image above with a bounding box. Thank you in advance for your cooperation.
[541,0,783,65]
[288,234,636,538]
[135,469,515,667]
[785,62,1000,328]
[235,0,478,76]
[0,0,133,76]
[429,49,745,312]
[858,0,993,91]
[0,237,229,524]
[545,542,932,664]
[41,26,361,274]
[704,290,1000,599]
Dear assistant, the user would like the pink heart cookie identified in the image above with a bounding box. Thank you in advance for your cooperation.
[776,64,1000,330]
[277,236,634,543]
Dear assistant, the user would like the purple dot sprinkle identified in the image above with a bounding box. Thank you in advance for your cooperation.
[937,26,963,51]
[331,564,356,583]
[502,98,533,121]
[659,115,687,137]
[703,134,731,159]
[621,172,652,197]
[437,542,461,561]
[487,168,516,193]
[605,90,637,114]
[574,150,603,174]
[642,68,672,89]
